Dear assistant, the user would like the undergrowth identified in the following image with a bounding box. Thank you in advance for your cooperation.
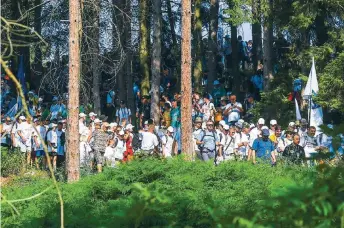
[1,158,343,227]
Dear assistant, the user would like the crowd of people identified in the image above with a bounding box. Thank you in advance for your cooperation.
[1,85,343,174]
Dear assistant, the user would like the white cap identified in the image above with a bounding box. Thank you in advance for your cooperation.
[261,126,269,130]
[49,123,57,128]
[109,122,118,128]
[119,130,125,135]
[219,120,226,126]
[167,126,174,133]
[144,120,148,125]
[38,97,43,102]
[270,119,277,125]
[258,118,265,125]
[89,112,97,117]
[223,124,230,130]
[125,124,134,130]
[289,122,295,127]
[94,118,102,124]
[79,113,87,118]
[238,119,244,124]
[250,123,255,129]
[19,116,26,120]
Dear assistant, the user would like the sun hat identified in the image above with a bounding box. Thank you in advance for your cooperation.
[258,118,265,125]
[167,126,174,133]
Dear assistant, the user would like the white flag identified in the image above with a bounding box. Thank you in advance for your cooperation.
[303,57,319,98]
[310,102,323,128]
[295,98,301,120]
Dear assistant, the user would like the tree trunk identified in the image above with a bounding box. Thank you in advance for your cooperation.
[91,0,101,114]
[181,0,193,157]
[167,0,177,48]
[231,26,240,94]
[150,0,162,126]
[207,0,219,93]
[193,0,203,94]
[67,0,81,182]
[263,0,273,91]
[33,0,43,90]
[139,0,150,96]
[252,0,262,71]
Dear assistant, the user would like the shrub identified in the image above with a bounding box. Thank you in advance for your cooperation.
[1,147,26,177]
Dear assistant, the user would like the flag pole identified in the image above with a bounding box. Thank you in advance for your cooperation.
[308,57,313,127]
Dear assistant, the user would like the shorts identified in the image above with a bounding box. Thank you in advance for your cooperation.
[36,150,45,157]
[94,150,105,165]
[49,152,58,156]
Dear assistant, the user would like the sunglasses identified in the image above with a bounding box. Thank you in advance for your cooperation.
[207,124,214,127]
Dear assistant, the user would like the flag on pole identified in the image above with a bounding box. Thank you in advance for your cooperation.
[310,102,323,128]
[295,98,301,120]
[303,57,318,98]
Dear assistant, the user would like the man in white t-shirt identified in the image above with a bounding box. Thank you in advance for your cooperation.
[47,123,58,171]
[17,116,34,165]
[201,94,215,122]
[140,125,159,155]
[33,119,47,169]
[219,125,236,161]
[234,122,249,159]
[161,126,174,158]
[223,94,243,126]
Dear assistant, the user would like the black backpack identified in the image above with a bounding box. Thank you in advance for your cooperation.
[132,133,142,151]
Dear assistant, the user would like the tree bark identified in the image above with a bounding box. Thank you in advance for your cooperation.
[67,0,81,182]
[193,0,203,94]
[263,0,273,91]
[231,26,240,94]
[91,0,101,114]
[139,0,150,96]
[150,0,162,126]
[166,0,177,48]
[252,0,262,71]
[207,0,219,93]
[181,0,193,157]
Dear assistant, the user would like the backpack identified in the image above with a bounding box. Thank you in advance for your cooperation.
[131,133,141,151]
[199,130,217,152]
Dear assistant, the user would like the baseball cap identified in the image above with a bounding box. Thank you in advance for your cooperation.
[94,118,102,124]
[219,120,226,126]
[167,126,174,133]
[33,118,39,123]
[89,112,97,117]
[109,122,118,128]
[289,122,295,127]
[258,118,265,125]
[144,120,148,125]
[261,126,269,130]
[270,119,277,125]
[19,116,26,120]
[195,117,203,123]
[223,124,230,130]
[262,129,270,136]
[238,119,244,124]
[235,122,243,129]
[79,113,87,118]
[102,122,110,127]
[220,96,228,101]
[250,123,255,129]
[300,118,308,125]
[125,124,134,130]
[49,123,57,128]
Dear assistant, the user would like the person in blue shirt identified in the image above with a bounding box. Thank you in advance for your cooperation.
[238,36,248,70]
[170,99,181,153]
[252,129,276,165]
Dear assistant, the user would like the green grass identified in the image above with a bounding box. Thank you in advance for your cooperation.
[1,158,343,227]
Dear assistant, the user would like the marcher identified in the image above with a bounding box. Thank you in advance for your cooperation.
[47,123,58,171]
[251,129,276,165]
[17,116,34,166]
[219,125,236,161]
[196,120,220,161]
[33,119,47,169]
[161,126,174,158]
[283,134,306,165]
[116,100,131,124]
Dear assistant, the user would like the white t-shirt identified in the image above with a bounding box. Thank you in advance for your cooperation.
[140,132,159,150]
[235,132,249,156]
[162,134,174,157]
[249,127,261,147]
[47,130,58,152]
[33,125,47,151]
[220,134,235,155]
[226,102,242,122]
[202,102,215,121]
[17,122,34,148]
[1,123,12,145]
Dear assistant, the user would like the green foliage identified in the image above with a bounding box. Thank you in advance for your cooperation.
[5,158,342,227]
[1,147,26,177]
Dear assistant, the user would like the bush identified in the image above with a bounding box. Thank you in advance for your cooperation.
[1,147,26,177]
[1,158,343,227]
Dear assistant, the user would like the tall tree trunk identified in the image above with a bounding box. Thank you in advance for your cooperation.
[33,0,43,91]
[139,0,150,96]
[263,0,273,91]
[193,0,203,94]
[91,0,101,114]
[231,26,240,94]
[67,0,81,182]
[207,0,219,93]
[150,0,162,126]
[167,0,177,48]
[252,0,262,71]
[181,0,193,157]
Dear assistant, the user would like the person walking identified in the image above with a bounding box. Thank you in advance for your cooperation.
[283,134,306,165]
[196,120,220,161]
[251,129,276,165]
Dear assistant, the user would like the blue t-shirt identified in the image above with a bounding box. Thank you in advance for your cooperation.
[107,90,115,104]
[251,75,263,91]
[170,107,181,128]
[252,138,275,158]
